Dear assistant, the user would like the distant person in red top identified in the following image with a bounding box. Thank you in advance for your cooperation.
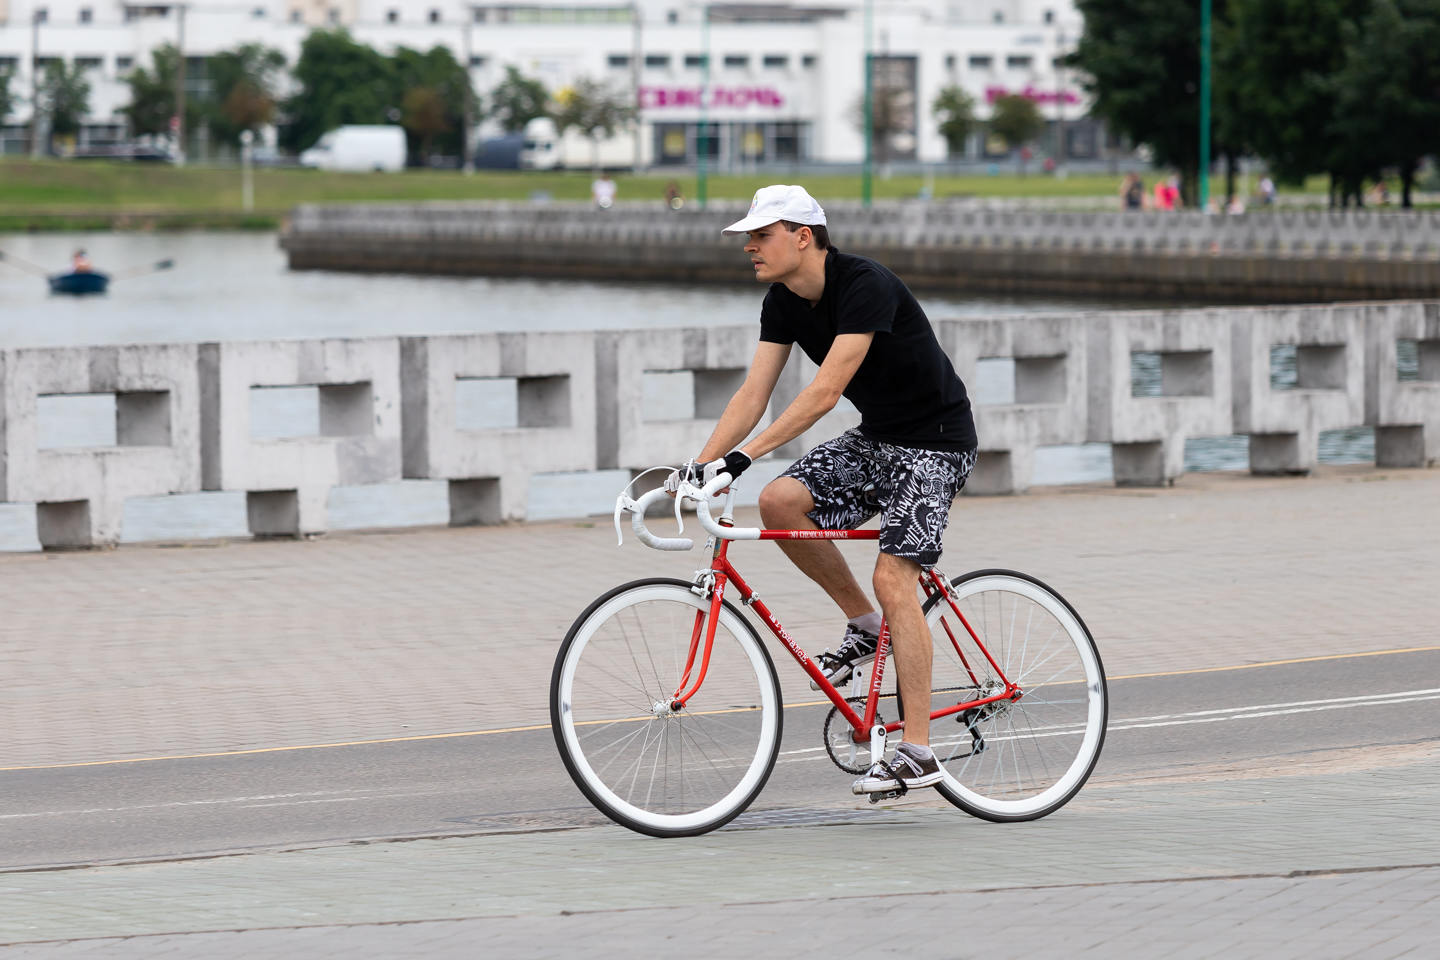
[1152,175,1181,211]
[71,249,93,273]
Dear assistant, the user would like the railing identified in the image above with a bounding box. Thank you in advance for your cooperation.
[1,301,1436,548]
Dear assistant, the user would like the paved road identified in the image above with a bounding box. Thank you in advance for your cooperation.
[4,649,1439,870]
[0,465,1436,956]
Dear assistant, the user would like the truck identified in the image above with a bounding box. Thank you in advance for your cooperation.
[518,117,648,171]
[299,125,407,173]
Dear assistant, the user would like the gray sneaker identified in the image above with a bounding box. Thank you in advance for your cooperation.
[809,624,879,690]
[852,744,944,795]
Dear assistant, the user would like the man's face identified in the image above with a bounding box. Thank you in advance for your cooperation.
[743,223,806,283]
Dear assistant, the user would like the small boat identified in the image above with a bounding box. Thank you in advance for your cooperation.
[49,271,110,296]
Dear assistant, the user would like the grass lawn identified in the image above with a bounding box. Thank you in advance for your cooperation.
[0,158,1338,231]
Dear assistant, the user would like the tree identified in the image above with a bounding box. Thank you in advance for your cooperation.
[392,44,472,162]
[487,65,548,133]
[850,83,913,170]
[121,44,203,141]
[932,85,977,159]
[552,76,635,171]
[989,94,1045,174]
[280,30,396,153]
[38,60,91,151]
[1331,0,1440,207]
[206,43,286,149]
[1225,0,1372,205]
[1067,0,1230,206]
[0,65,14,124]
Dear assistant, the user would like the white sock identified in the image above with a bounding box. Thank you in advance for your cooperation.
[849,612,882,636]
[897,742,934,761]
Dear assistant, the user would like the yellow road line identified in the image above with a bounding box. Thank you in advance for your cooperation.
[6,644,1438,773]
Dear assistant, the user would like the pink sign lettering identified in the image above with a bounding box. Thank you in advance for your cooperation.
[985,85,1081,106]
[640,86,786,110]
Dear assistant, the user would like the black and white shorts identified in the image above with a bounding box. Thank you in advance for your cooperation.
[780,428,978,567]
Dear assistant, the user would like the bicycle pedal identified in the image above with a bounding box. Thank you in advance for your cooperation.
[868,789,906,804]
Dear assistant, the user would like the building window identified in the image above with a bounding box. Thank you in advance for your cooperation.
[666,10,678,23]
[969,54,993,69]
[429,8,441,22]
[290,10,301,23]
[723,54,749,68]
[608,54,631,68]
[684,53,707,68]
[1044,9,1055,24]
[801,54,817,68]
[993,10,1004,23]
[386,9,398,22]
[944,54,955,70]
[253,6,267,17]
[762,54,788,69]
[1007,55,1033,69]
[469,55,486,68]
[474,9,487,22]
[327,8,341,24]
[35,56,60,70]
[75,56,103,71]
[0,57,19,72]
[79,7,93,23]
[645,53,670,68]
[34,8,49,24]
[115,55,134,72]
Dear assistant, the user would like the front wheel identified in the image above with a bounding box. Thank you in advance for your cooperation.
[922,569,1107,821]
[551,578,783,838]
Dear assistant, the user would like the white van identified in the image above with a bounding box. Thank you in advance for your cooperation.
[299,125,406,172]
[519,117,645,170]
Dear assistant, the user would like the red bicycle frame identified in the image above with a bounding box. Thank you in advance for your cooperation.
[668,527,1021,743]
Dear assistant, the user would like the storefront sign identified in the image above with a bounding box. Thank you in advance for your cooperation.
[985,85,1081,106]
[640,86,786,109]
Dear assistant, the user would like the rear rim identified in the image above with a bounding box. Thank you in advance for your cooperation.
[551,580,781,837]
[924,570,1107,821]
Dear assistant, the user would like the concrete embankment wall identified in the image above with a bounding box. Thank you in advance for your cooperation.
[2,301,1436,549]
[281,202,1440,302]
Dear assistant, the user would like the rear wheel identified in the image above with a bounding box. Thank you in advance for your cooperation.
[922,569,1107,821]
[551,578,782,838]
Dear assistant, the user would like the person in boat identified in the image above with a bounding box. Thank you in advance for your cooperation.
[71,249,94,273]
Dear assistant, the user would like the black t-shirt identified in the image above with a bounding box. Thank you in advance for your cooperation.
[759,249,978,452]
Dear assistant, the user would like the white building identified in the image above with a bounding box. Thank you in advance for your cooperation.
[0,0,1094,164]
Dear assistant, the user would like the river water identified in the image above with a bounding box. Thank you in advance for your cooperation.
[0,232,1382,550]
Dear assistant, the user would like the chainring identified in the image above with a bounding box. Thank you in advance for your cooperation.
[822,696,887,774]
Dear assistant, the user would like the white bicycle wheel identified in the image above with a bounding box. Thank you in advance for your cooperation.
[551,579,783,838]
[923,569,1107,821]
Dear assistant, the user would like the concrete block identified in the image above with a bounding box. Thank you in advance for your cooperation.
[402,332,596,524]
[0,344,201,549]
[200,338,401,538]
[598,326,760,471]
[1232,305,1366,475]
[939,315,1088,494]
[1088,310,1234,486]
[1365,301,1440,467]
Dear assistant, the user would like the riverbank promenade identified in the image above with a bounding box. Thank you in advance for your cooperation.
[2,464,1438,957]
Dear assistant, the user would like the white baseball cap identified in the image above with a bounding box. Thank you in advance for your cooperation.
[721,184,827,235]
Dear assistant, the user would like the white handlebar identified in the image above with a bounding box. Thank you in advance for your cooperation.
[613,470,763,552]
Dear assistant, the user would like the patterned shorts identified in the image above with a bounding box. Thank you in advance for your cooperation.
[780,428,978,567]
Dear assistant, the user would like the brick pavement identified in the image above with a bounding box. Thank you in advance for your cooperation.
[2,464,1437,770]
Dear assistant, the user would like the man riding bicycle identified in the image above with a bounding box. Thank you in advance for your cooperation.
[668,184,979,796]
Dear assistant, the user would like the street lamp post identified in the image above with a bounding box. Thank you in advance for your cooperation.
[174,3,187,167]
[861,0,873,207]
[462,7,475,174]
[697,4,710,209]
[631,2,643,174]
[240,129,254,212]
[29,10,41,157]
[1199,0,1212,210]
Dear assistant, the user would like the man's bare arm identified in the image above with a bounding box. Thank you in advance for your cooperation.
[725,332,873,462]
[695,341,793,461]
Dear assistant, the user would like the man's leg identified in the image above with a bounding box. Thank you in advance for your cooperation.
[757,477,873,619]
[873,551,930,746]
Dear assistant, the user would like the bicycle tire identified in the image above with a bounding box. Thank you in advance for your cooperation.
[922,569,1107,822]
[551,578,783,838]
